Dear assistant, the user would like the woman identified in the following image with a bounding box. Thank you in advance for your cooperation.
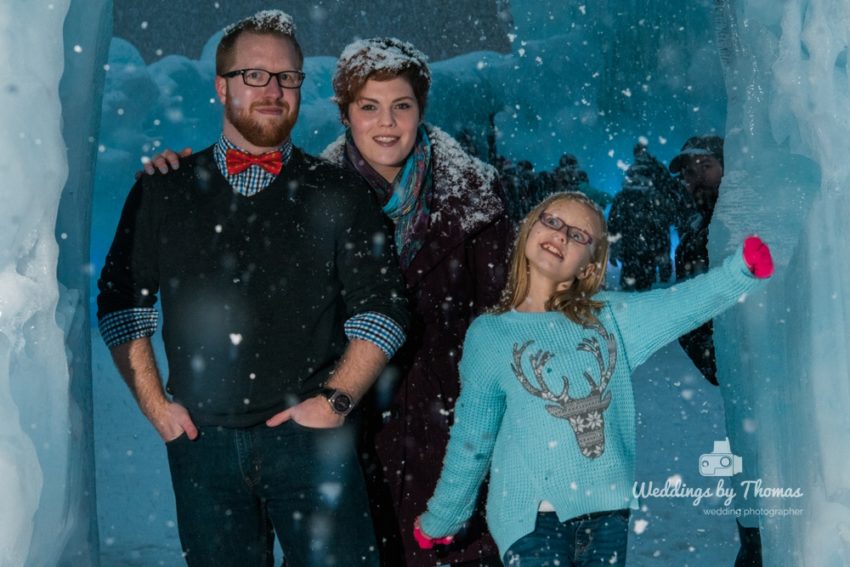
[322,38,511,566]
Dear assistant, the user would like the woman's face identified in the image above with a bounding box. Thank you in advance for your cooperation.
[346,76,421,182]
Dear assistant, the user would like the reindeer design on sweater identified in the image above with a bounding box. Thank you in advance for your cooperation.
[511,323,618,459]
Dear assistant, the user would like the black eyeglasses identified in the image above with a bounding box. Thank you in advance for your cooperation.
[220,68,305,89]
[537,211,594,246]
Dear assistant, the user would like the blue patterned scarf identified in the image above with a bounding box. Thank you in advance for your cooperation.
[344,125,433,269]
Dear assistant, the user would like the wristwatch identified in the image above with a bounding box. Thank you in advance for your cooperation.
[320,388,355,417]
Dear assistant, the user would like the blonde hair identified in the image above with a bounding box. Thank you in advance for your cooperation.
[495,191,609,326]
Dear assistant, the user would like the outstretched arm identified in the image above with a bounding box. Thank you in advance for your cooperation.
[610,236,773,370]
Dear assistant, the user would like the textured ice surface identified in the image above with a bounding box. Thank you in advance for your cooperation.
[711,0,850,563]
[0,0,109,564]
[0,1,68,564]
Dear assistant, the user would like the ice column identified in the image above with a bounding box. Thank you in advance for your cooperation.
[1,0,109,564]
[711,0,850,564]
[0,1,70,565]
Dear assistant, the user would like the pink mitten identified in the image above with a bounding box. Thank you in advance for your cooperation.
[743,236,774,279]
[413,517,454,549]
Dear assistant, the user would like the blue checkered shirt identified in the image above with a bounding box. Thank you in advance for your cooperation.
[99,136,406,359]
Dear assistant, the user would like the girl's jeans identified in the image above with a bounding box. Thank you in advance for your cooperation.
[504,509,629,566]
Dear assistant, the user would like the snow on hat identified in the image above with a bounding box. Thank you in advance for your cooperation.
[223,10,296,38]
[669,135,724,173]
[334,37,431,89]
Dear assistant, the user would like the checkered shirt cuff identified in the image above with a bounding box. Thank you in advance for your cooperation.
[344,312,406,359]
[99,308,159,349]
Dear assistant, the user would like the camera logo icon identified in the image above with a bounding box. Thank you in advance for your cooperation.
[699,438,742,477]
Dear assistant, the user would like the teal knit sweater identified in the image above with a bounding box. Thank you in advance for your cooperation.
[419,247,762,557]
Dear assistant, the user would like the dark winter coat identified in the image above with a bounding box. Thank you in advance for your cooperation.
[607,186,673,290]
[676,201,719,385]
[323,124,512,566]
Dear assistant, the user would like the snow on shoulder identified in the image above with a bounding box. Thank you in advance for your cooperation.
[223,10,296,37]
[336,37,431,84]
[427,125,503,234]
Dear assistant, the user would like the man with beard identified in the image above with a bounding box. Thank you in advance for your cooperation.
[97,11,408,567]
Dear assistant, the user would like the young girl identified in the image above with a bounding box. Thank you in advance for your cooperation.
[414,191,773,565]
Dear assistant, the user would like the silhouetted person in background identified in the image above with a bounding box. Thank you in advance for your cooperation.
[669,135,724,386]
[608,143,673,290]
[499,153,606,222]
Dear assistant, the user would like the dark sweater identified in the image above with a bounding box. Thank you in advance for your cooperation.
[97,146,409,427]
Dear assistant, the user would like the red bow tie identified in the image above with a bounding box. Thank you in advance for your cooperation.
[225,148,283,176]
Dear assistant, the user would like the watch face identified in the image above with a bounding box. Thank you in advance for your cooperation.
[329,392,352,414]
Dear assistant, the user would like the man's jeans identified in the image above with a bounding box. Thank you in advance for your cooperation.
[166,419,378,566]
[503,509,629,566]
